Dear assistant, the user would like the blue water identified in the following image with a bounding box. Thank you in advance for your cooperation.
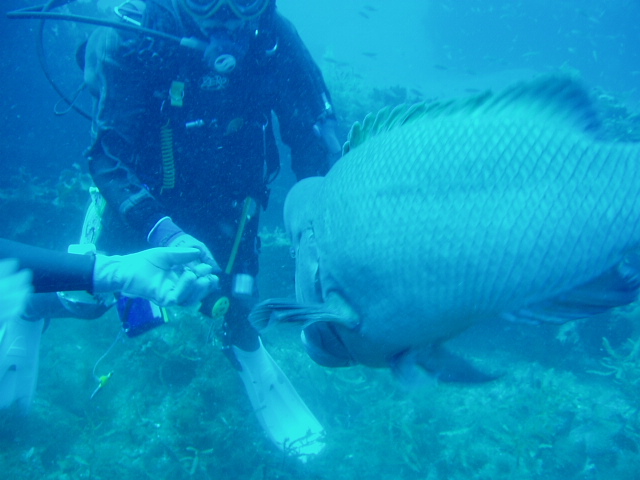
[281,0,640,102]
[1,1,639,479]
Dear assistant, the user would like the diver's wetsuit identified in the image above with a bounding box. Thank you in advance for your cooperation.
[0,239,94,293]
[83,1,336,351]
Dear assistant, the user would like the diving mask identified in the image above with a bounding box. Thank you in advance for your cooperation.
[181,0,270,20]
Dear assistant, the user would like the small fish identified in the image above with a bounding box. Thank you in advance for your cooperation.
[322,57,350,68]
[224,117,244,136]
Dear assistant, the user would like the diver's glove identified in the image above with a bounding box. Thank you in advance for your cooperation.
[148,217,222,272]
[92,248,219,307]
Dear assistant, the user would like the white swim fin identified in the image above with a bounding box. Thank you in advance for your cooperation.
[0,259,32,326]
[0,317,44,413]
[0,258,42,413]
[232,339,325,461]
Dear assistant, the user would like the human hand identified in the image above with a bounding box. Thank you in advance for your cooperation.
[93,248,219,307]
[167,232,222,273]
[148,217,222,272]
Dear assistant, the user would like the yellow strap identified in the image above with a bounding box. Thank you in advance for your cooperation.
[160,120,176,192]
[225,197,254,274]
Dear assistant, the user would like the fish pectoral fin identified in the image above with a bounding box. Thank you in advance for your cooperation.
[294,229,323,303]
[502,254,640,325]
[249,298,348,332]
[392,345,498,384]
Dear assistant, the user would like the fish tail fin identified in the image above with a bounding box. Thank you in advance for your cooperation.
[249,298,344,331]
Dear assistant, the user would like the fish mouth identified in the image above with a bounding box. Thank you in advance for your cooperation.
[301,323,355,367]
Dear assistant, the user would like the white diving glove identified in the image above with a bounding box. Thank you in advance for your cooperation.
[92,247,219,307]
[147,217,222,273]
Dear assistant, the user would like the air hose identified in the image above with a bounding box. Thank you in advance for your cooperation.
[6,0,206,120]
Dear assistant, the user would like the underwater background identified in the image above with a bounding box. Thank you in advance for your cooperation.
[1,0,640,479]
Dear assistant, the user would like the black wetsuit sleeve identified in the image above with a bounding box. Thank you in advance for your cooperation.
[0,239,95,293]
[83,27,167,238]
[270,14,336,180]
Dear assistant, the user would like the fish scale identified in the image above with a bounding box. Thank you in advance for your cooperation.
[324,95,632,328]
[252,77,640,376]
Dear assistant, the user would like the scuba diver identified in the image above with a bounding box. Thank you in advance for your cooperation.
[0,238,218,414]
[77,0,340,459]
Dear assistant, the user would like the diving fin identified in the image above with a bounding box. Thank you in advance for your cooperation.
[0,317,44,413]
[232,338,325,461]
[0,259,32,326]
[0,259,41,414]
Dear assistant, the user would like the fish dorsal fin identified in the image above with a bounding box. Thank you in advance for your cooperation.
[480,75,601,131]
[342,76,601,155]
[343,102,432,155]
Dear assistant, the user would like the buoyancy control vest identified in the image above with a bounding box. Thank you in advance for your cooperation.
[131,0,282,208]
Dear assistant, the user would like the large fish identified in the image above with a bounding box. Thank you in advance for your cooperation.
[251,77,640,381]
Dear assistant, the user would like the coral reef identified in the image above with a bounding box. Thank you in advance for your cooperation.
[1,242,639,480]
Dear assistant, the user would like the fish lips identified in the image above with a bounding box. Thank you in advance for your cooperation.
[301,322,355,368]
